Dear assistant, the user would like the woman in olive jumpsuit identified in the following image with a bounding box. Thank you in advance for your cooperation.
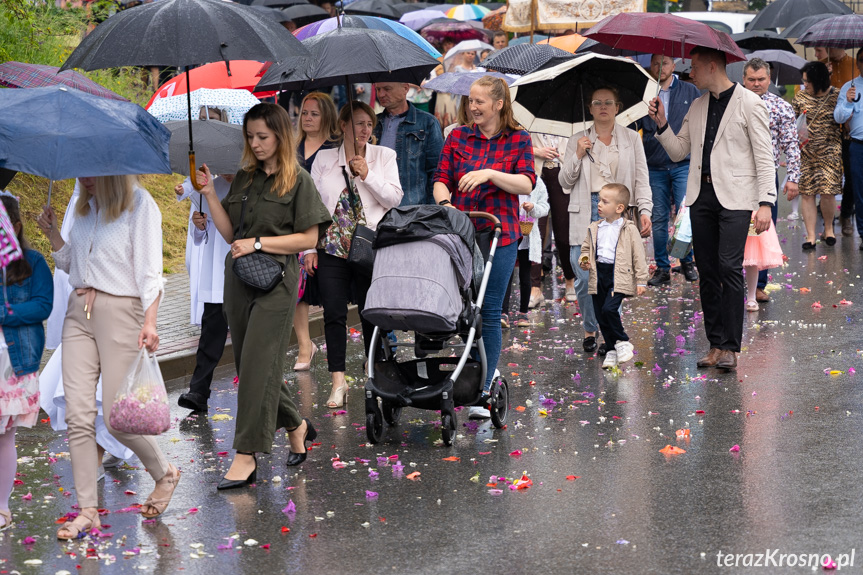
[198,103,331,490]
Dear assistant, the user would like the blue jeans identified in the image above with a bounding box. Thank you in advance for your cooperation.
[570,193,600,334]
[850,141,863,237]
[481,241,517,390]
[650,164,692,270]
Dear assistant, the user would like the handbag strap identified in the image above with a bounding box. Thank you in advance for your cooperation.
[342,166,366,218]
[807,87,833,123]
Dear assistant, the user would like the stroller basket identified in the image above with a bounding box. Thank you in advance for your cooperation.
[372,357,482,408]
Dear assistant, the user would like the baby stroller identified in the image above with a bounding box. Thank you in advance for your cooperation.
[362,205,509,446]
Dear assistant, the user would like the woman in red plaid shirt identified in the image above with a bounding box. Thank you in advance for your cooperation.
[433,76,536,419]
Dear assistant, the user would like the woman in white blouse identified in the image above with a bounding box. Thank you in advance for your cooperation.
[308,101,403,409]
[38,175,179,539]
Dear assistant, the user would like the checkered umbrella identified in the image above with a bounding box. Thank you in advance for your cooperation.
[482,43,574,75]
[0,62,127,101]
[797,14,863,49]
[780,14,835,39]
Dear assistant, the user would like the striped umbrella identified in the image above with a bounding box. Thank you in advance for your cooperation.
[0,62,128,101]
[294,15,441,57]
[446,4,490,22]
[797,14,863,49]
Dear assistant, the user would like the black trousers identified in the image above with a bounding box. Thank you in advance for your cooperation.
[188,302,229,399]
[690,183,751,352]
[503,249,532,314]
[316,251,374,373]
[542,166,576,280]
[592,262,628,349]
[841,139,854,219]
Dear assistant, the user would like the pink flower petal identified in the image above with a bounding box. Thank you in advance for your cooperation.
[729,445,740,452]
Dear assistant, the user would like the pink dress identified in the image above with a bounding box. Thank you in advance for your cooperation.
[0,335,39,432]
[743,215,784,271]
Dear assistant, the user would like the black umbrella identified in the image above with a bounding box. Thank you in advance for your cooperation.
[60,0,309,195]
[575,38,645,58]
[510,54,659,138]
[747,0,851,31]
[391,3,425,16]
[251,5,291,22]
[746,49,807,85]
[0,169,16,190]
[282,3,330,26]
[344,0,401,20]
[780,14,835,39]
[732,30,795,53]
[251,0,309,7]
[255,27,440,91]
[482,43,575,75]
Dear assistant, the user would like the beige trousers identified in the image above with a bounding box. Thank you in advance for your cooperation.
[62,290,168,508]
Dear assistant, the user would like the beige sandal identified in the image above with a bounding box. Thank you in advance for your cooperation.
[57,509,100,540]
[0,509,11,531]
[141,464,181,519]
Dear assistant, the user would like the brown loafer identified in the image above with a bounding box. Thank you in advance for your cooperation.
[716,350,737,370]
[696,348,722,368]
[755,288,770,303]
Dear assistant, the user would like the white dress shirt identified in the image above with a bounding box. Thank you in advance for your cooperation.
[596,217,624,264]
[178,177,231,324]
[52,185,165,312]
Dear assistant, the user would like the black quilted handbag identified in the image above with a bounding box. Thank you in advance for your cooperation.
[231,194,285,291]
[343,167,376,276]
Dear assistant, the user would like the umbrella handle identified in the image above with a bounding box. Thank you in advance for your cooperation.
[189,151,203,191]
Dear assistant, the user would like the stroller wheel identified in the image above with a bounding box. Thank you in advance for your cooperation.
[490,376,509,429]
[382,401,402,426]
[441,413,456,446]
[366,412,383,444]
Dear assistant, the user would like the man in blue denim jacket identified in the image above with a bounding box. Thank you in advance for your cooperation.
[636,55,701,287]
[374,82,444,206]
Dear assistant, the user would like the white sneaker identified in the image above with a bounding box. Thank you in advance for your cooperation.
[602,351,618,369]
[615,341,634,364]
[102,454,124,469]
[97,465,105,482]
[787,212,799,221]
[469,406,491,419]
[565,285,576,302]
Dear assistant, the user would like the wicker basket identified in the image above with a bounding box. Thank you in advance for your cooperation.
[519,221,534,235]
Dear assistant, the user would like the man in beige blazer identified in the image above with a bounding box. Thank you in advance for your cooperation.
[648,46,776,370]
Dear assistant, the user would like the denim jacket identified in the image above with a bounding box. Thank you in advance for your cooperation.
[635,75,702,170]
[0,250,53,376]
[374,103,444,207]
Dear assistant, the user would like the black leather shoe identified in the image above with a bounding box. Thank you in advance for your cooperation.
[648,268,671,287]
[178,392,208,412]
[582,336,597,353]
[597,343,607,357]
[680,261,698,282]
[217,453,256,490]
[286,418,318,467]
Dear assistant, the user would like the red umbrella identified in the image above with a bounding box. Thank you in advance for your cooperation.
[584,13,747,63]
[145,60,274,108]
[0,62,128,101]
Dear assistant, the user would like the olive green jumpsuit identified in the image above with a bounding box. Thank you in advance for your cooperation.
[221,167,331,454]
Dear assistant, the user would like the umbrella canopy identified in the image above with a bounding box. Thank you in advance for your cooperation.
[250,5,291,22]
[510,53,659,138]
[0,169,16,190]
[584,12,747,63]
[731,31,795,53]
[400,9,448,31]
[0,62,128,101]
[780,14,834,39]
[251,0,309,7]
[748,0,851,31]
[537,34,588,54]
[481,6,506,31]
[798,14,863,49]
[0,86,171,180]
[256,27,441,91]
[390,3,428,16]
[444,39,494,64]
[145,61,272,107]
[745,49,806,85]
[510,34,550,45]
[294,15,441,58]
[422,21,489,43]
[344,0,401,19]
[60,0,310,71]
[482,43,574,75]
[445,4,490,21]
[281,3,330,26]
[423,71,515,96]
[165,120,245,176]
[147,88,261,125]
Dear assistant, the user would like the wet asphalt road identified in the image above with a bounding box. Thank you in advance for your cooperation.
[5,216,863,574]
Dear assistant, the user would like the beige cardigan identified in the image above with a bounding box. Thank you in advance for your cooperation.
[580,218,649,296]
[558,123,653,246]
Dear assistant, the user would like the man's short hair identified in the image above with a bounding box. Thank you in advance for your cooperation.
[601,183,630,207]
[690,46,727,67]
[743,57,771,77]
[493,30,507,40]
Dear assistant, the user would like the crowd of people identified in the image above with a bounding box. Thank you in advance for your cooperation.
[1,25,862,541]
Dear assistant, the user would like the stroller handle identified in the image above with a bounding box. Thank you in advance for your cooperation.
[466,211,502,232]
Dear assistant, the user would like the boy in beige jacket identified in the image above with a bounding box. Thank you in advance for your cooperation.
[580,183,649,369]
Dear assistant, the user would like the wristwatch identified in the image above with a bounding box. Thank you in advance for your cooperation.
[438,199,452,206]
[254,237,262,251]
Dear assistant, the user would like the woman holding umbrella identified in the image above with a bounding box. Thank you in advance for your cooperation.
[433,75,536,419]
[197,103,332,488]
[559,86,652,355]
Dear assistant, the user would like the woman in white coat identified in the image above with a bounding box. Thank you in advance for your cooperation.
[558,86,653,356]
[308,101,403,409]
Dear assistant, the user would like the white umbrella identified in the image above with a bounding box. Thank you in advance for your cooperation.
[444,39,494,65]
[147,88,260,126]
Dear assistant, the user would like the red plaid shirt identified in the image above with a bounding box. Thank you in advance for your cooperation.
[433,125,536,246]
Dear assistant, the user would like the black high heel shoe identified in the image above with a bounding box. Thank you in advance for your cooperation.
[217,452,257,490]
[286,418,317,467]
